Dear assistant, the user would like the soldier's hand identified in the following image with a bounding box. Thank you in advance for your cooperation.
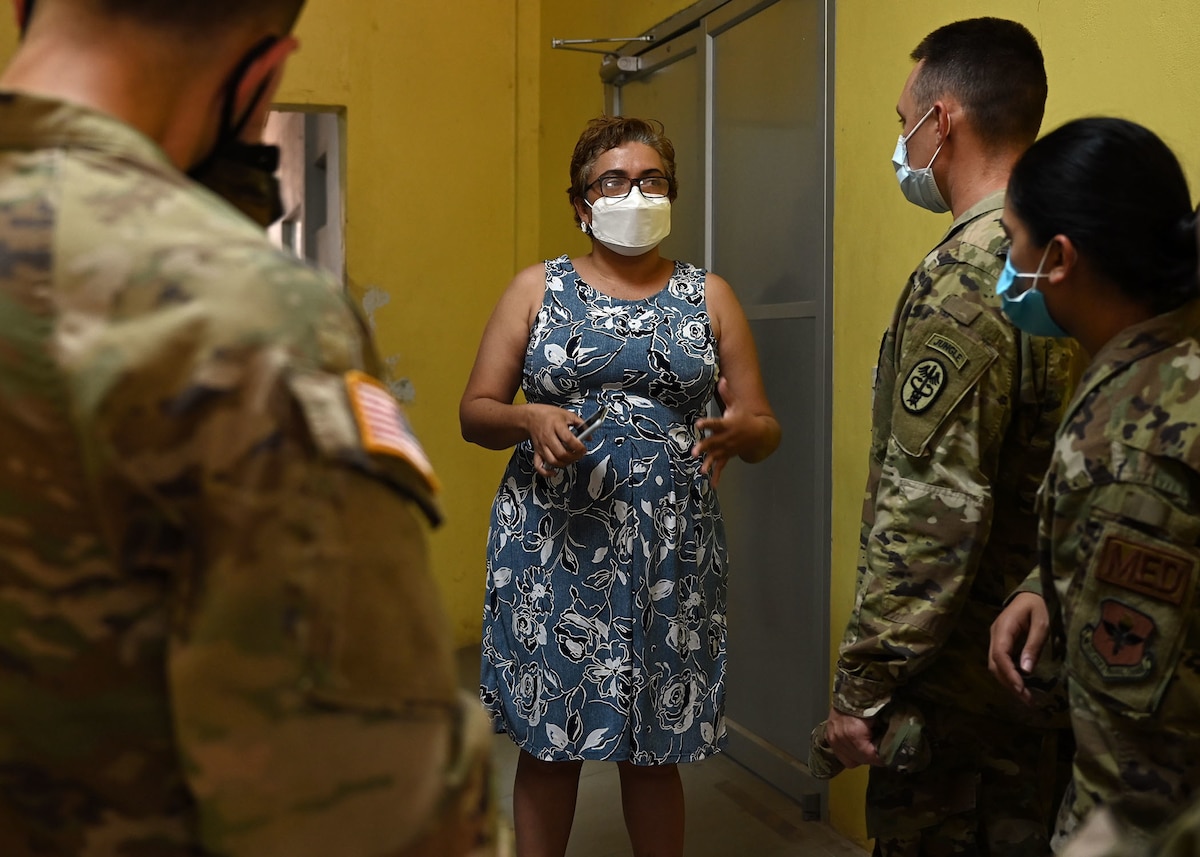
[824,706,883,768]
[988,591,1049,704]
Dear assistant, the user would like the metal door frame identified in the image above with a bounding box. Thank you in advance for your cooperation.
[602,0,836,810]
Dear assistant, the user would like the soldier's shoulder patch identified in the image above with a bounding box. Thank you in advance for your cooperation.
[1093,533,1196,606]
[900,358,947,415]
[1073,519,1198,708]
[284,368,442,525]
[345,371,440,494]
[925,332,969,370]
[892,319,997,457]
[1081,598,1155,681]
[940,294,984,327]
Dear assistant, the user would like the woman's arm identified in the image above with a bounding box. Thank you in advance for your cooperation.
[693,273,781,484]
[459,264,587,474]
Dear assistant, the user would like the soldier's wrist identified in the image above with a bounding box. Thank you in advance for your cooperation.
[833,668,893,718]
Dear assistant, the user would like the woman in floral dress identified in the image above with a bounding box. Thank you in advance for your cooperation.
[460,116,780,857]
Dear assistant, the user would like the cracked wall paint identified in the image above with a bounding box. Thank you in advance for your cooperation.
[361,286,415,403]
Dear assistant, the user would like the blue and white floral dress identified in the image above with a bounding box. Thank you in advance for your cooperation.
[480,254,728,765]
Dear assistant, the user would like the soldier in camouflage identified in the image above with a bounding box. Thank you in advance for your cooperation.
[820,19,1077,855]
[0,0,497,854]
[988,118,1200,855]
[1059,799,1200,857]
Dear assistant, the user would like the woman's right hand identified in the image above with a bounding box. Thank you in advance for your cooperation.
[525,404,587,476]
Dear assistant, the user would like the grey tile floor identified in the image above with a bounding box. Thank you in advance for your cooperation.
[488,730,868,857]
[462,648,867,856]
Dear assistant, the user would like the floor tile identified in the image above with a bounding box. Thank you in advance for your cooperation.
[462,646,867,856]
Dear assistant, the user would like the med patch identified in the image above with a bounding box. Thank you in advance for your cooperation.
[1071,522,1198,709]
[1094,534,1195,606]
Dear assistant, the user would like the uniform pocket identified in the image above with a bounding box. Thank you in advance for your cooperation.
[1067,519,1200,715]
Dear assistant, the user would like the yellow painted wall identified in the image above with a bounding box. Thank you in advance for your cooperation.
[831,0,1200,845]
[277,1,524,646]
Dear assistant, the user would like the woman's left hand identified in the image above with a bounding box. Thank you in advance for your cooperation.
[692,377,777,487]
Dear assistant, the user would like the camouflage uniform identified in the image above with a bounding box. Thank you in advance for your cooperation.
[1059,797,1200,857]
[833,192,1076,855]
[1034,298,1200,854]
[0,91,497,856]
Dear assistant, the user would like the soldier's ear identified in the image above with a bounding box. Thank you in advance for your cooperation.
[1046,235,1077,286]
[14,0,32,34]
[932,99,953,146]
[229,35,299,138]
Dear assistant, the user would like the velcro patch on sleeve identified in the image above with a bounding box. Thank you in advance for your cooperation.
[892,323,996,457]
[925,333,969,370]
[1071,518,1198,708]
[1094,534,1196,606]
[345,371,440,494]
[1081,598,1155,678]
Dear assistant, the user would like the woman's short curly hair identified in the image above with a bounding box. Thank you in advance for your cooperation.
[567,116,678,224]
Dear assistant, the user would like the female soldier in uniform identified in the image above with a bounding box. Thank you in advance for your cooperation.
[989,117,1200,853]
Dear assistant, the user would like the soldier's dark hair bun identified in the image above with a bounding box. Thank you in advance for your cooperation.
[1009,117,1199,314]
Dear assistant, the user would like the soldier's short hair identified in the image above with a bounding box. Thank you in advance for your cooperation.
[910,18,1047,150]
[47,0,305,32]
[567,116,679,225]
[1009,117,1199,315]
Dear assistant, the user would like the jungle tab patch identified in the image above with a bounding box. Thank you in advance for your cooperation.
[925,333,969,370]
[901,358,947,415]
[1094,535,1195,606]
[1081,599,1154,680]
[345,370,440,493]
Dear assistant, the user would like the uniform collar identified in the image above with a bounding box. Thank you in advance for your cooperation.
[0,90,175,172]
[1066,297,1200,424]
[940,189,1005,244]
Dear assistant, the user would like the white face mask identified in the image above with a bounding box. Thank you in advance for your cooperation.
[892,105,949,214]
[583,189,672,256]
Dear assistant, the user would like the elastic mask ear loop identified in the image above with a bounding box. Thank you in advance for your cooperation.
[222,36,280,142]
[20,0,36,38]
[189,35,280,177]
[906,105,948,169]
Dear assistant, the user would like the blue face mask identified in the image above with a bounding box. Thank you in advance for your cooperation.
[996,244,1068,338]
[892,106,949,214]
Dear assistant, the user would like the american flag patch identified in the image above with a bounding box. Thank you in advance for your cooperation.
[345,371,439,493]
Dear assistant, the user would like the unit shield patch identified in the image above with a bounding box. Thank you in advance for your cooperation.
[901,358,947,415]
[1081,599,1155,681]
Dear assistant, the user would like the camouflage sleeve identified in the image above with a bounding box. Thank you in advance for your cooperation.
[94,287,497,854]
[834,279,1014,717]
[1013,484,1048,602]
[1009,567,1045,599]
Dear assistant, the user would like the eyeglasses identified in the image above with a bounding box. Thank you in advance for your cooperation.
[586,175,672,199]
